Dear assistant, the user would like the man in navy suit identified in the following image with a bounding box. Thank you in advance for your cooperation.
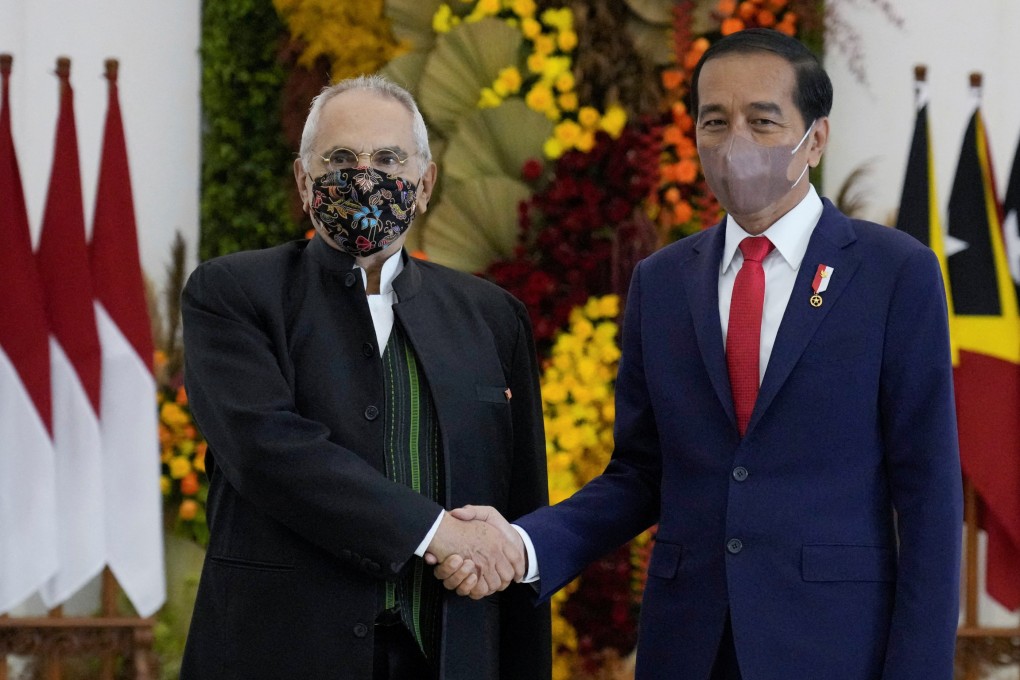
[434,28,963,679]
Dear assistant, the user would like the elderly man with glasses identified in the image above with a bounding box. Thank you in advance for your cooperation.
[179,74,551,680]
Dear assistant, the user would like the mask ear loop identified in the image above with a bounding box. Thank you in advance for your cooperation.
[789,119,816,188]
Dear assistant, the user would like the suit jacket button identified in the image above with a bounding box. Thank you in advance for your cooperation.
[732,466,748,482]
[364,405,379,421]
[362,342,375,357]
[727,538,743,554]
[353,623,369,638]
[344,272,358,287]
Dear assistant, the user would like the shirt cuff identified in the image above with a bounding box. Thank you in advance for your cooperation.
[511,524,540,583]
[414,510,445,557]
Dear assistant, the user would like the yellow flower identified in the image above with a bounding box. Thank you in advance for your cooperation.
[512,0,537,17]
[432,4,456,33]
[520,16,542,38]
[599,104,628,137]
[495,66,522,94]
[557,92,578,112]
[169,455,192,479]
[541,7,573,31]
[543,137,564,159]
[578,106,600,130]
[553,119,583,149]
[554,70,575,93]
[533,34,556,57]
[556,428,581,451]
[525,83,555,113]
[478,87,502,108]
[557,29,578,52]
[544,381,568,404]
[527,51,546,74]
[160,475,171,496]
[541,55,571,82]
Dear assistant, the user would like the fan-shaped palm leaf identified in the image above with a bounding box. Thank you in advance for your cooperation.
[442,100,551,184]
[624,0,676,24]
[422,176,531,272]
[418,18,523,137]
[377,51,428,98]
[385,0,444,52]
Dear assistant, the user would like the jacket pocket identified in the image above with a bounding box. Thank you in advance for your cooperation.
[801,544,895,582]
[647,541,682,579]
[475,385,509,403]
[209,554,296,572]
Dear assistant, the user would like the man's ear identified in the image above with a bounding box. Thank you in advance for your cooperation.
[416,161,439,214]
[293,157,311,213]
[807,116,829,168]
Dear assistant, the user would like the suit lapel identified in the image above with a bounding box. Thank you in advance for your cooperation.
[746,201,861,435]
[681,225,737,429]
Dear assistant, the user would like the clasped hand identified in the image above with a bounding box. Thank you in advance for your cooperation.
[424,505,524,600]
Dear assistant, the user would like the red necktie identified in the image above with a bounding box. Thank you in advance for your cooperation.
[727,236,775,437]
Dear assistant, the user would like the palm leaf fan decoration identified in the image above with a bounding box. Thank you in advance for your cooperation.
[417,18,523,137]
[377,51,428,98]
[422,175,531,272]
[442,99,552,184]
[384,0,445,53]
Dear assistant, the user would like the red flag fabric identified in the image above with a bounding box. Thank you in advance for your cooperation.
[946,108,1020,610]
[35,58,106,607]
[89,59,165,616]
[0,53,59,614]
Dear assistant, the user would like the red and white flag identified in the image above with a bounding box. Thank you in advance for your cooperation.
[35,58,107,608]
[0,54,60,615]
[89,60,165,616]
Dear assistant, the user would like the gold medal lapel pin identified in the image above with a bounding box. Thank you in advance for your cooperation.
[810,264,833,307]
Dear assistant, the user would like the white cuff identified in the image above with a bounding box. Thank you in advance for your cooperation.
[511,524,540,583]
[414,510,445,557]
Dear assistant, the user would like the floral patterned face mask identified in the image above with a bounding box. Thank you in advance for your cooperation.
[310,167,418,257]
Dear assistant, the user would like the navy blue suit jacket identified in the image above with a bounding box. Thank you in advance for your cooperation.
[517,200,963,679]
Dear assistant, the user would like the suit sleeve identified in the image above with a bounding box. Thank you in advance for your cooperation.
[182,260,443,579]
[515,262,662,602]
[878,247,963,678]
[499,299,552,680]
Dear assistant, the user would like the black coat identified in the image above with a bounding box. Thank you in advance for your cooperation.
[180,236,551,679]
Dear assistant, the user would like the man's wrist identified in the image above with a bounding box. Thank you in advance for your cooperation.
[511,524,540,582]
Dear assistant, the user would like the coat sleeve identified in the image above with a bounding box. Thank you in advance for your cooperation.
[516,262,662,602]
[878,247,963,678]
[182,259,443,579]
[499,299,552,680]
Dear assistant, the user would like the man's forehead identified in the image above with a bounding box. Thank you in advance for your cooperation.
[316,90,414,142]
[697,54,797,112]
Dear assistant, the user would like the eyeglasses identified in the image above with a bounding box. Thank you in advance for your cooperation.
[319,147,415,173]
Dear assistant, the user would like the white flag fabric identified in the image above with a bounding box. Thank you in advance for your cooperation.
[89,61,165,616]
[35,59,107,608]
[0,54,60,614]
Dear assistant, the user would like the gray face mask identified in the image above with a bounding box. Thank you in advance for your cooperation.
[699,121,814,216]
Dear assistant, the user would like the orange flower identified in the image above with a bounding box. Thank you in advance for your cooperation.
[663,187,681,204]
[672,201,694,224]
[777,15,797,35]
[717,0,737,15]
[410,249,429,260]
[768,0,787,9]
[684,38,710,72]
[663,125,685,147]
[179,499,199,521]
[661,69,684,91]
[738,2,757,20]
[180,471,200,496]
[175,385,188,405]
[757,9,776,27]
[676,159,700,184]
[722,17,745,35]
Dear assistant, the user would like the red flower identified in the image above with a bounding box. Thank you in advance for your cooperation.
[521,158,543,182]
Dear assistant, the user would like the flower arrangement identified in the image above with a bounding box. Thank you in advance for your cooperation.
[273,0,406,83]
[434,0,627,159]
[156,350,210,547]
[486,125,660,350]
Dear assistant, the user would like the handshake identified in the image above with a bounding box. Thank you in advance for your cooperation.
[424,505,526,600]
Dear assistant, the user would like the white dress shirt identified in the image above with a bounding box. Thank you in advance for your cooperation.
[353,250,445,556]
[514,185,825,584]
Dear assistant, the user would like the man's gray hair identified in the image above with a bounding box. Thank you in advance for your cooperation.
[298,74,431,175]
